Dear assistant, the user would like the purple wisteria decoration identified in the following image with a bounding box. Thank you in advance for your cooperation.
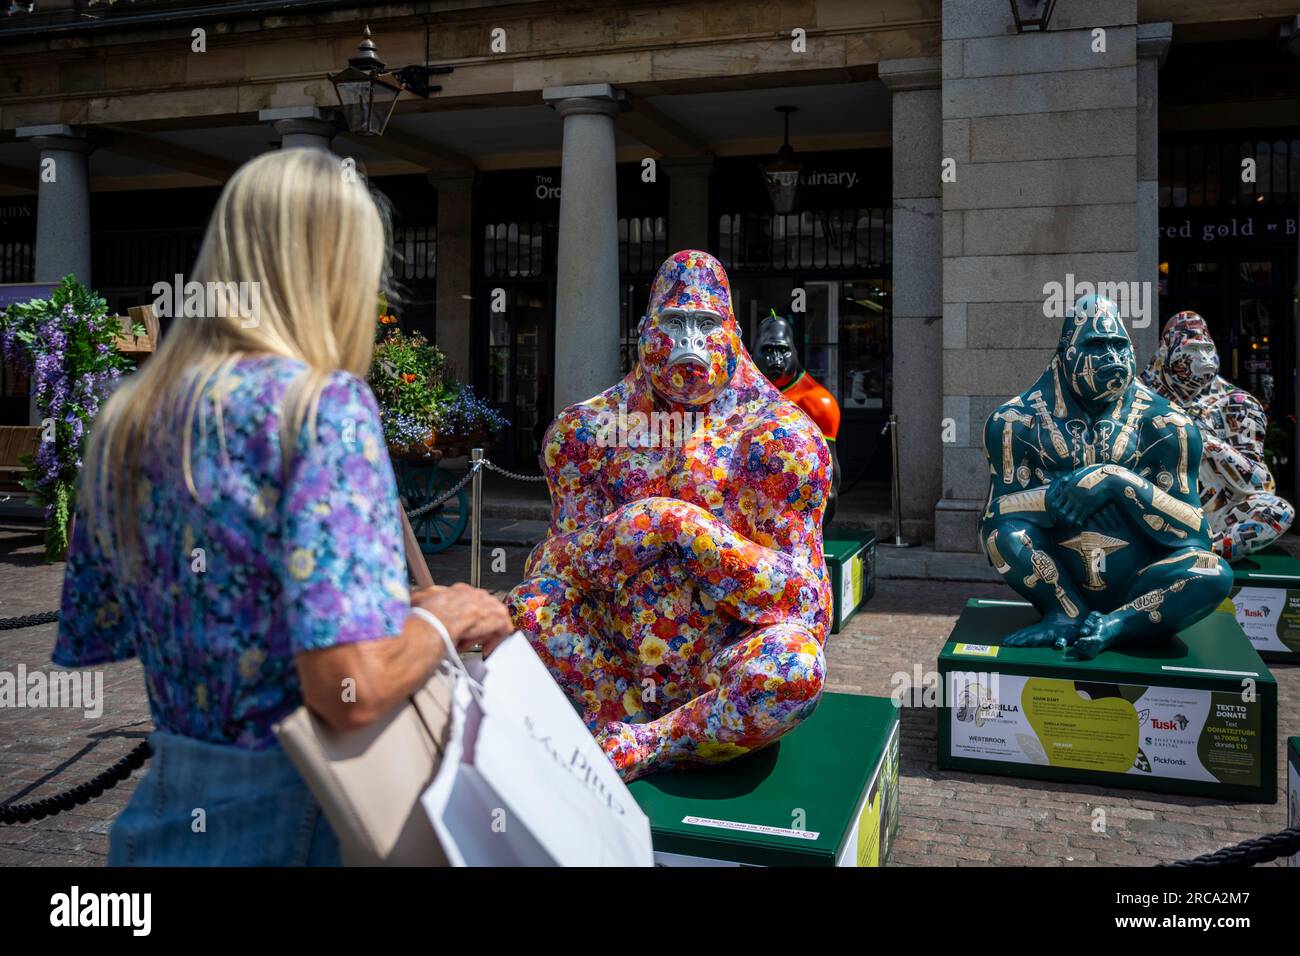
[0,275,138,560]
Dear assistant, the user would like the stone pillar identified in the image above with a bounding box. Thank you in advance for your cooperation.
[259,107,339,151]
[1136,22,1172,363]
[17,125,95,286]
[934,0,1141,552]
[879,58,943,538]
[428,170,475,384]
[542,84,627,412]
[663,157,713,252]
[1288,19,1300,500]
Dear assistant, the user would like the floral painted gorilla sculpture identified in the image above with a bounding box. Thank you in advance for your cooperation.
[507,250,831,781]
[980,295,1233,658]
[1140,311,1294,560]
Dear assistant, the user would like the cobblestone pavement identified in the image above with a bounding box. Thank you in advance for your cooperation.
[1,520,1295,866]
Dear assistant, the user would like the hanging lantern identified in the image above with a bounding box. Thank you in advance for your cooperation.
[762,105,802,215]
[1008,0,1058,32]
[329,26,454,137]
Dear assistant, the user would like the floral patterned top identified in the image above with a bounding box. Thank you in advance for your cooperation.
[55,355,411,749]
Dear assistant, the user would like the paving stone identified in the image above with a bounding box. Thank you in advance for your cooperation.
[2,520,1295,867]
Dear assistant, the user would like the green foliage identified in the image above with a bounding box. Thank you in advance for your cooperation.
[369,328,452,447]
[0,275,137,560]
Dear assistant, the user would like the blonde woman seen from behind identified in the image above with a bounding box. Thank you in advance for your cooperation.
[55,149,511,866]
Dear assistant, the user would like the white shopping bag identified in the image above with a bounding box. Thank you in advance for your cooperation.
[420,632,654,867]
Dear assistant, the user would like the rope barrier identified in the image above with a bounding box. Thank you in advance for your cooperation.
[0,610,58,631]
[480,458,549,483]
[1161,826,1300,867]
[0,742,152,826]
[403,459,482,519]
[400,457,547,521]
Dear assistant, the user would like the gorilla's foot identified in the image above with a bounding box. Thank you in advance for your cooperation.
[596,721,659,783]
[1072,611,1126,659]
[1004,614,1084,648]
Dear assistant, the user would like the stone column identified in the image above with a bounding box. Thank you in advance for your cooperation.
[18,124,95,424]
[663,157,713,252]
[1287,18,1300,499]
[879,58,943,538]
[259,107,339,151]
[1136,22,1172,363]
[428,170,475,383]
[542,84,627,412]
[17,125,95,286]
[934,0,1141,552]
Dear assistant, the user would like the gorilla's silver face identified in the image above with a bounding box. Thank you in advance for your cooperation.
[656,309,724,370]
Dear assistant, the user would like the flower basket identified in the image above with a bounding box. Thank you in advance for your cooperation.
[369,311,508,463]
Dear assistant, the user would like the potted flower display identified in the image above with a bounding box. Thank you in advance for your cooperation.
[368,311,508,459]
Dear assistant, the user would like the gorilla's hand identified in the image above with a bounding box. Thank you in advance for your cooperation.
[1047,470,1107,528]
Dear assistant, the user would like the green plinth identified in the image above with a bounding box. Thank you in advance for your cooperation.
[629,693,899,866]
[1288,738,1299,868]
[1225,545,1300,663]
[825,532,876,634]
[937,600,1277,803]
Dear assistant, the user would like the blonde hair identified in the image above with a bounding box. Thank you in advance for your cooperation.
[82,148,389,577]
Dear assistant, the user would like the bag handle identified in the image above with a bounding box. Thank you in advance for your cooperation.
[400,509,435,590]
[411,607,486,702]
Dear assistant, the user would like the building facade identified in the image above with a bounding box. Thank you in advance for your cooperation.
[0,0,1297,550]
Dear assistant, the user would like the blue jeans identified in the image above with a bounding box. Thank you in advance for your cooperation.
[108,730,340,867]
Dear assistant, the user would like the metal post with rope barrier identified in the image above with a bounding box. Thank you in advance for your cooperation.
[2,451,1299,867]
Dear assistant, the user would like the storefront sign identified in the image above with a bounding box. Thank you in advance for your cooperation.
[0,200,37,241]
[1160,213,1297,244]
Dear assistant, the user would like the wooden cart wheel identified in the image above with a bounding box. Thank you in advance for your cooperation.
[395,459,470,555]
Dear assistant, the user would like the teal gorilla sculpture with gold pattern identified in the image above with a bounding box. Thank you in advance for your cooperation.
[979,295,1233,658]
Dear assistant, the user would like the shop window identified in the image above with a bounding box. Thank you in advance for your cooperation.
[797,279,891,412]
[1272,140,1291,203]
[716,208,890,274]
[391,225,436,281]
[1185,261,1222,287]
[618,216,666,276]
[0,241,33,283]
[1236,260,1272,286]
[838,280,891,411]
[1290,139,1300,203]
[89,228,203,320]
[483,221,547,278]
[1159,136,1299,209]
[1236,297,1277,409]
[1187,144,1204,206]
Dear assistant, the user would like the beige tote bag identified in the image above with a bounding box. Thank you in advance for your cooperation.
[274,510,450,866]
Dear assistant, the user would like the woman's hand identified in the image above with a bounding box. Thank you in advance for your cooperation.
[296,583,513,732]
[414,583,514,657]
